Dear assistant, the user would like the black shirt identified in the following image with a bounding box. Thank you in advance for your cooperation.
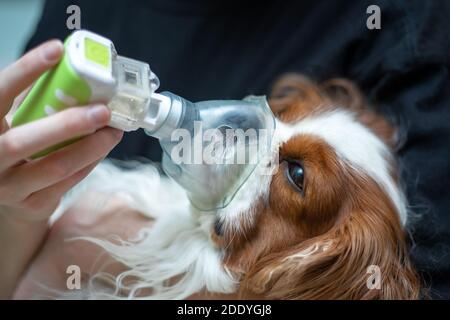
[26,0,450,298]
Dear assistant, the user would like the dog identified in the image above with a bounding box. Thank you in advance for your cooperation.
[19,74,420,299]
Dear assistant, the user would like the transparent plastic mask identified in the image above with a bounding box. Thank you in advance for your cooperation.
[158,95,276,211]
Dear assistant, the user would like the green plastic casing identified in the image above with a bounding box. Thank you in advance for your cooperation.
[11,36,93,158]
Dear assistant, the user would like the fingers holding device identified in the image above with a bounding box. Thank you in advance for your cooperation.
[11,32,124,157]
[0,39,123,221]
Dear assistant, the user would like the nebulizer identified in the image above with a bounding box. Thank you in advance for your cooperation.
[12,30,275,211]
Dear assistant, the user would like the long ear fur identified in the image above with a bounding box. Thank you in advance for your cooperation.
[239,180,421,300]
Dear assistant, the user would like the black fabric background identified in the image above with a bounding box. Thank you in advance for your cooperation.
[25,0,450,298]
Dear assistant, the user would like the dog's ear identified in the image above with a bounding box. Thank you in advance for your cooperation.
[321,78,401,150]
[269,74,329,123]
[239,188,421,299]
[320,78,366,111]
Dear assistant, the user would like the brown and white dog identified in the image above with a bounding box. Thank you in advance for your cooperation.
[38,74,420,299]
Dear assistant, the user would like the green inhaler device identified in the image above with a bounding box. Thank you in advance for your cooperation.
[12,30,160,157]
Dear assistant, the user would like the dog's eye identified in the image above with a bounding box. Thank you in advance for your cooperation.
[285,161,305,194]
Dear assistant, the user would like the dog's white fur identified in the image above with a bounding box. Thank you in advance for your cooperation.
[52,162,238,299]
[50,108,408,299]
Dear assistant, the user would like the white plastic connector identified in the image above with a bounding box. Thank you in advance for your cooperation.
[141,93,171,132]
[142,92,183,139]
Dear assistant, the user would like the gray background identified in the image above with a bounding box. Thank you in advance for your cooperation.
[0,0,45,68]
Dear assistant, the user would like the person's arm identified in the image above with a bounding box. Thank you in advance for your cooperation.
[12,192,154,299]
[0,40,123,298]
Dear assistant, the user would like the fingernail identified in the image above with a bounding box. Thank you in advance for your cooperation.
[87,105,110,125]
[42,40,63,63]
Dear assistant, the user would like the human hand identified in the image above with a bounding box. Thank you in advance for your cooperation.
[0,39,123,222]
